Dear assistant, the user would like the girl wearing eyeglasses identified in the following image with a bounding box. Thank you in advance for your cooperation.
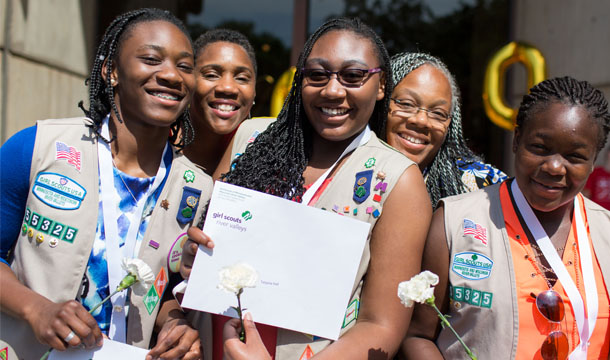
[181,18,432,360]
[401,77,610,360]
[386,52,507,209]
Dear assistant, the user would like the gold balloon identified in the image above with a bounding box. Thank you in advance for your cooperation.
[270,67,296,117]
[483,41,546,130]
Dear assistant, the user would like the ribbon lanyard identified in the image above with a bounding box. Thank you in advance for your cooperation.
[97,115,169,341]
[511,180,598,359]
[301,126,371,205]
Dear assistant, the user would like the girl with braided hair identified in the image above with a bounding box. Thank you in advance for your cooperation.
[0,8,211,359]
[401,76,610,360]
[386,52,507,208]
[180,17,431,360]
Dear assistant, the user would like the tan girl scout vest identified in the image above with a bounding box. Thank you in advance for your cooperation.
[438,182,610,360]
[198,117,415,359]
[0,117,213,359]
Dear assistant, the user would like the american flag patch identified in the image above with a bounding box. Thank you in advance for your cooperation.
[55,141,81,171]
[247,130,260,143]
[463,218,487,245]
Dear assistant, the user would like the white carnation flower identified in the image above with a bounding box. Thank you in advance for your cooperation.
[217,262,259,295]
[397,270,439,308]
[121,258,155,296]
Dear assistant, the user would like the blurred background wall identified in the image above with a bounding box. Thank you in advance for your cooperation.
[1,0,609,172]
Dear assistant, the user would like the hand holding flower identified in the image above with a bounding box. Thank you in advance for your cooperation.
[223,313,271,360]
[398,271,477,360]
[40,258,154,360]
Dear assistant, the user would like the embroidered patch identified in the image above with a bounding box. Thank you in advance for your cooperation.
[364,157,376,168]
[373,194,382,202]
[143,285,160,315]
[176,186,202,224]
[451,285,493,308]
[168,232,188,273]
[55,141,82,171]
[148,240,160,249]
[452,252,493,280]
[298,345,315,360]
[32,172,86,210]
[353,170,373,203]
[352,208,358,215]
[463,218,488,245]
[343,206,350,213]
[0,346,7,360]
[154,268,168,298]
[37,217,54,234]
[342,298,359,328]
[183,170,195,183]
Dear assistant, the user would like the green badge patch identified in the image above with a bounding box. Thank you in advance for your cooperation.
[183,170,195,183]
[38,217,55,234]
[364,157,376,168]
[450,285,493,308]
[342,299,359,328]
[143,285,160,315]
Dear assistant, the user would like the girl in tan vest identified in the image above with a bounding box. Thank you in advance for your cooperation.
[402,77,610,359]
[180,18,432,360]
[0,8,212,359]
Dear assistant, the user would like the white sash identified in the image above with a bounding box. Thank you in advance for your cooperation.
[301,126,371,205]
[97,116,169,341]
[511,180,598,359]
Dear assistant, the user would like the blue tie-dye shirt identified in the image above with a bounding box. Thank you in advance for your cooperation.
[78,147,172,334]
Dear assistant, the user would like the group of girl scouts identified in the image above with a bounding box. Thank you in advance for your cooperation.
[0,7,608,360]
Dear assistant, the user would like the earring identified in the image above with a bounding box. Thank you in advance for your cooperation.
[252,100,256,105]
[110,78,117,86]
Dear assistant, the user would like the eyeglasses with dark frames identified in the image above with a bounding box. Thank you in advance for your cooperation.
[390,97,450,123]
[301,67,382,87]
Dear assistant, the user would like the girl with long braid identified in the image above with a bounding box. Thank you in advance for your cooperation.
[386,52,507,208]
[181,18,431,359]
[402,77,610,359]
[0,8,211,359]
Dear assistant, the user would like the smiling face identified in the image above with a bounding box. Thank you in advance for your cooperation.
[513,102,600,213]
[301,30,385,143]
[109,20,195,128]
[386,64,452,169]
[191,41,256,135]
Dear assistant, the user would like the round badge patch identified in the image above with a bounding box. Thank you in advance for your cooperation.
[186,195,198,207]
[167,232,188,273]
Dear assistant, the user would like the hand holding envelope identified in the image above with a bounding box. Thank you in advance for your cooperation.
[181,181,370,340]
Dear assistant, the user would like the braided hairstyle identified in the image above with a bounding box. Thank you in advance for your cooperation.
[220,18,392,200]
[516,76,610,153]
[390,52,480,207]
[80,8,195,148]
[193,28,257,75]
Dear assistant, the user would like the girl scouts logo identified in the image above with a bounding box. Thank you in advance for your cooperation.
[452,252,493,280]
[32,172,86,210]
[353,170,373,203]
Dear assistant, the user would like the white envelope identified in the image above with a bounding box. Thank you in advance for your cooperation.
[181,181,370,340]
[47,339,148,359]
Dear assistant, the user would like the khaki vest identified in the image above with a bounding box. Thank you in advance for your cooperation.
[199,117,415,359]
[0,117,213,359]
[438,182,610,360]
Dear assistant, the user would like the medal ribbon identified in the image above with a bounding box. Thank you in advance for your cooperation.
[98,115,169,341]
[301,126,371,205]
[511,180,598,359]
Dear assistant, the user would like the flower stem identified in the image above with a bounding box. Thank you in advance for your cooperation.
[430,303,477,360]
[236,289,245,342]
